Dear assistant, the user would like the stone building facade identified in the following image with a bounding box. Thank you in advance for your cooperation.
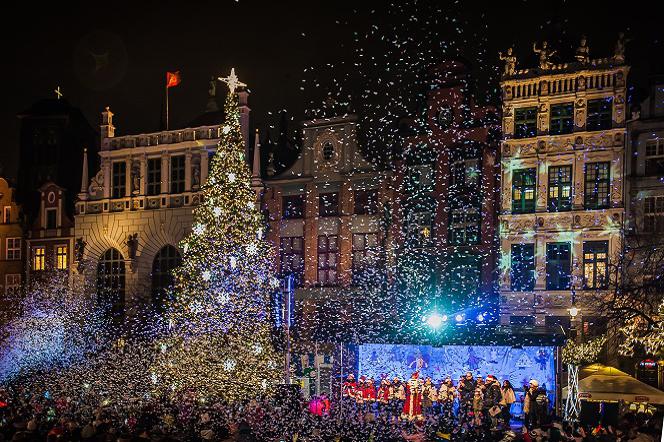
[626,76,664,235]
[394,60,500,321]
[74,95,251,318]
[0,178,24,318]
[498,46,629,332]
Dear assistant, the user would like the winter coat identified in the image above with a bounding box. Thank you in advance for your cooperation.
[483,383,502,409]
[500,387,516,406]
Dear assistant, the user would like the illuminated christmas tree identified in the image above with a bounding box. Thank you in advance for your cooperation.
[154,70,282,400]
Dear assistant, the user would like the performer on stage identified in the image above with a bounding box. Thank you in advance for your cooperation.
[402,372,423,421]
[343,374,357,399]
[377,378,391,412]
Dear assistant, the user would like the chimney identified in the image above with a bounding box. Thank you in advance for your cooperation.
[237,90,251,160]
[100,106,115,148]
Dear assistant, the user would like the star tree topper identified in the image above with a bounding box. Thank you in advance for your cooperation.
[218,68,247,95]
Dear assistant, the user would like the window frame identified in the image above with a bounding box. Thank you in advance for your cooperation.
[170,155,186,194]
[3,206,10,224]
[351,232,380,285]
[279,236,304,287]
[448,209,480,245]
[549,102,574,135]
[55,245,68,270]
[510,243,535,291]
[147,157,162,196]
[32,246,46,271]
[408,210,433,248]
[112,161,127,199]
[643,196,664,233]
[548,165,573,212]
[282,194,305,219]
[514,107,538,139]
[546,242,571,290]
[318,192,339,217]
[645,139,664,177]
[317,235,339,286]
[586,98,613,131]
[584,162,611,209]
[512,168,537,214]
[583,241,609,289]
[6,237,21,260]
[353,189,378,215]
[45,207,58,229]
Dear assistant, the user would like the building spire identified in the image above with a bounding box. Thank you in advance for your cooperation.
[251,129,263,202]
[79,148,89,200]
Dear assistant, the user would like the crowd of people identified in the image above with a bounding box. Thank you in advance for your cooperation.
[1,379,662,442]
[341,372,547,430]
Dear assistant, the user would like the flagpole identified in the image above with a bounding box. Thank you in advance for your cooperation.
[166,84,169,131]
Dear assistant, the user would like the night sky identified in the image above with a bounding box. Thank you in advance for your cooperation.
[1,0,662,179]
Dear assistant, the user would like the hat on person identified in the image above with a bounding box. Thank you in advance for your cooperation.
[486,375,496,382]
[412,372,419,379]
[529,379,539,387]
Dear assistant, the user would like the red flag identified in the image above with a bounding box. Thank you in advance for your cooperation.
[166,71,181,88]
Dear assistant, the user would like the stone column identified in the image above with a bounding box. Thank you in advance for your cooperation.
[161,152,169,194]
[536,156,548,212]
[124,158,132,197]
[534,235,547,290]
[185,150,192,193]
[572,152,585,209]
[201,150,209,185]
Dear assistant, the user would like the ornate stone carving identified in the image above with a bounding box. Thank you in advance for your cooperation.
[577,76,586,91]
[538,104,549,133]
[575,35,590,63]
[131,160,141,195]
[499,48,517,77]
[613,32,629,63]
[191,156,201,191]
[533,41,556,70]
[88,170,104,198]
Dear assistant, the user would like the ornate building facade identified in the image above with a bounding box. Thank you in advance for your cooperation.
[74,91,251,319]
[498,40,629,333]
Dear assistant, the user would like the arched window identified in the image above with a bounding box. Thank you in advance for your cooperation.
[151,245,182,312]
[97,248,126,323]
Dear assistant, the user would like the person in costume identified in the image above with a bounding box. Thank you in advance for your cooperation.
[402,372,423,421]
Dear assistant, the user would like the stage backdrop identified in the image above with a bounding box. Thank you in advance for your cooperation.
[357,344,556,407]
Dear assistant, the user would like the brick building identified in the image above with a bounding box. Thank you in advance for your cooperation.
[394,60,500,321]
[0,178,23,321]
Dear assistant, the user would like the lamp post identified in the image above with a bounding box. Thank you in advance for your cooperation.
[564,288,581,422]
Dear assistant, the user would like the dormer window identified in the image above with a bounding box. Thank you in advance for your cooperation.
[46,208,57,229]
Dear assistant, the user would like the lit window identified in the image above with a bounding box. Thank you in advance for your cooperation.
[512,168,537,214]
[583,241,609,289]
[33,247,46,271]
[56,245,68,270]
[6,238,21,260]
[584,162,611,209]
[408,211,433,248]
[548,165,573,212]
